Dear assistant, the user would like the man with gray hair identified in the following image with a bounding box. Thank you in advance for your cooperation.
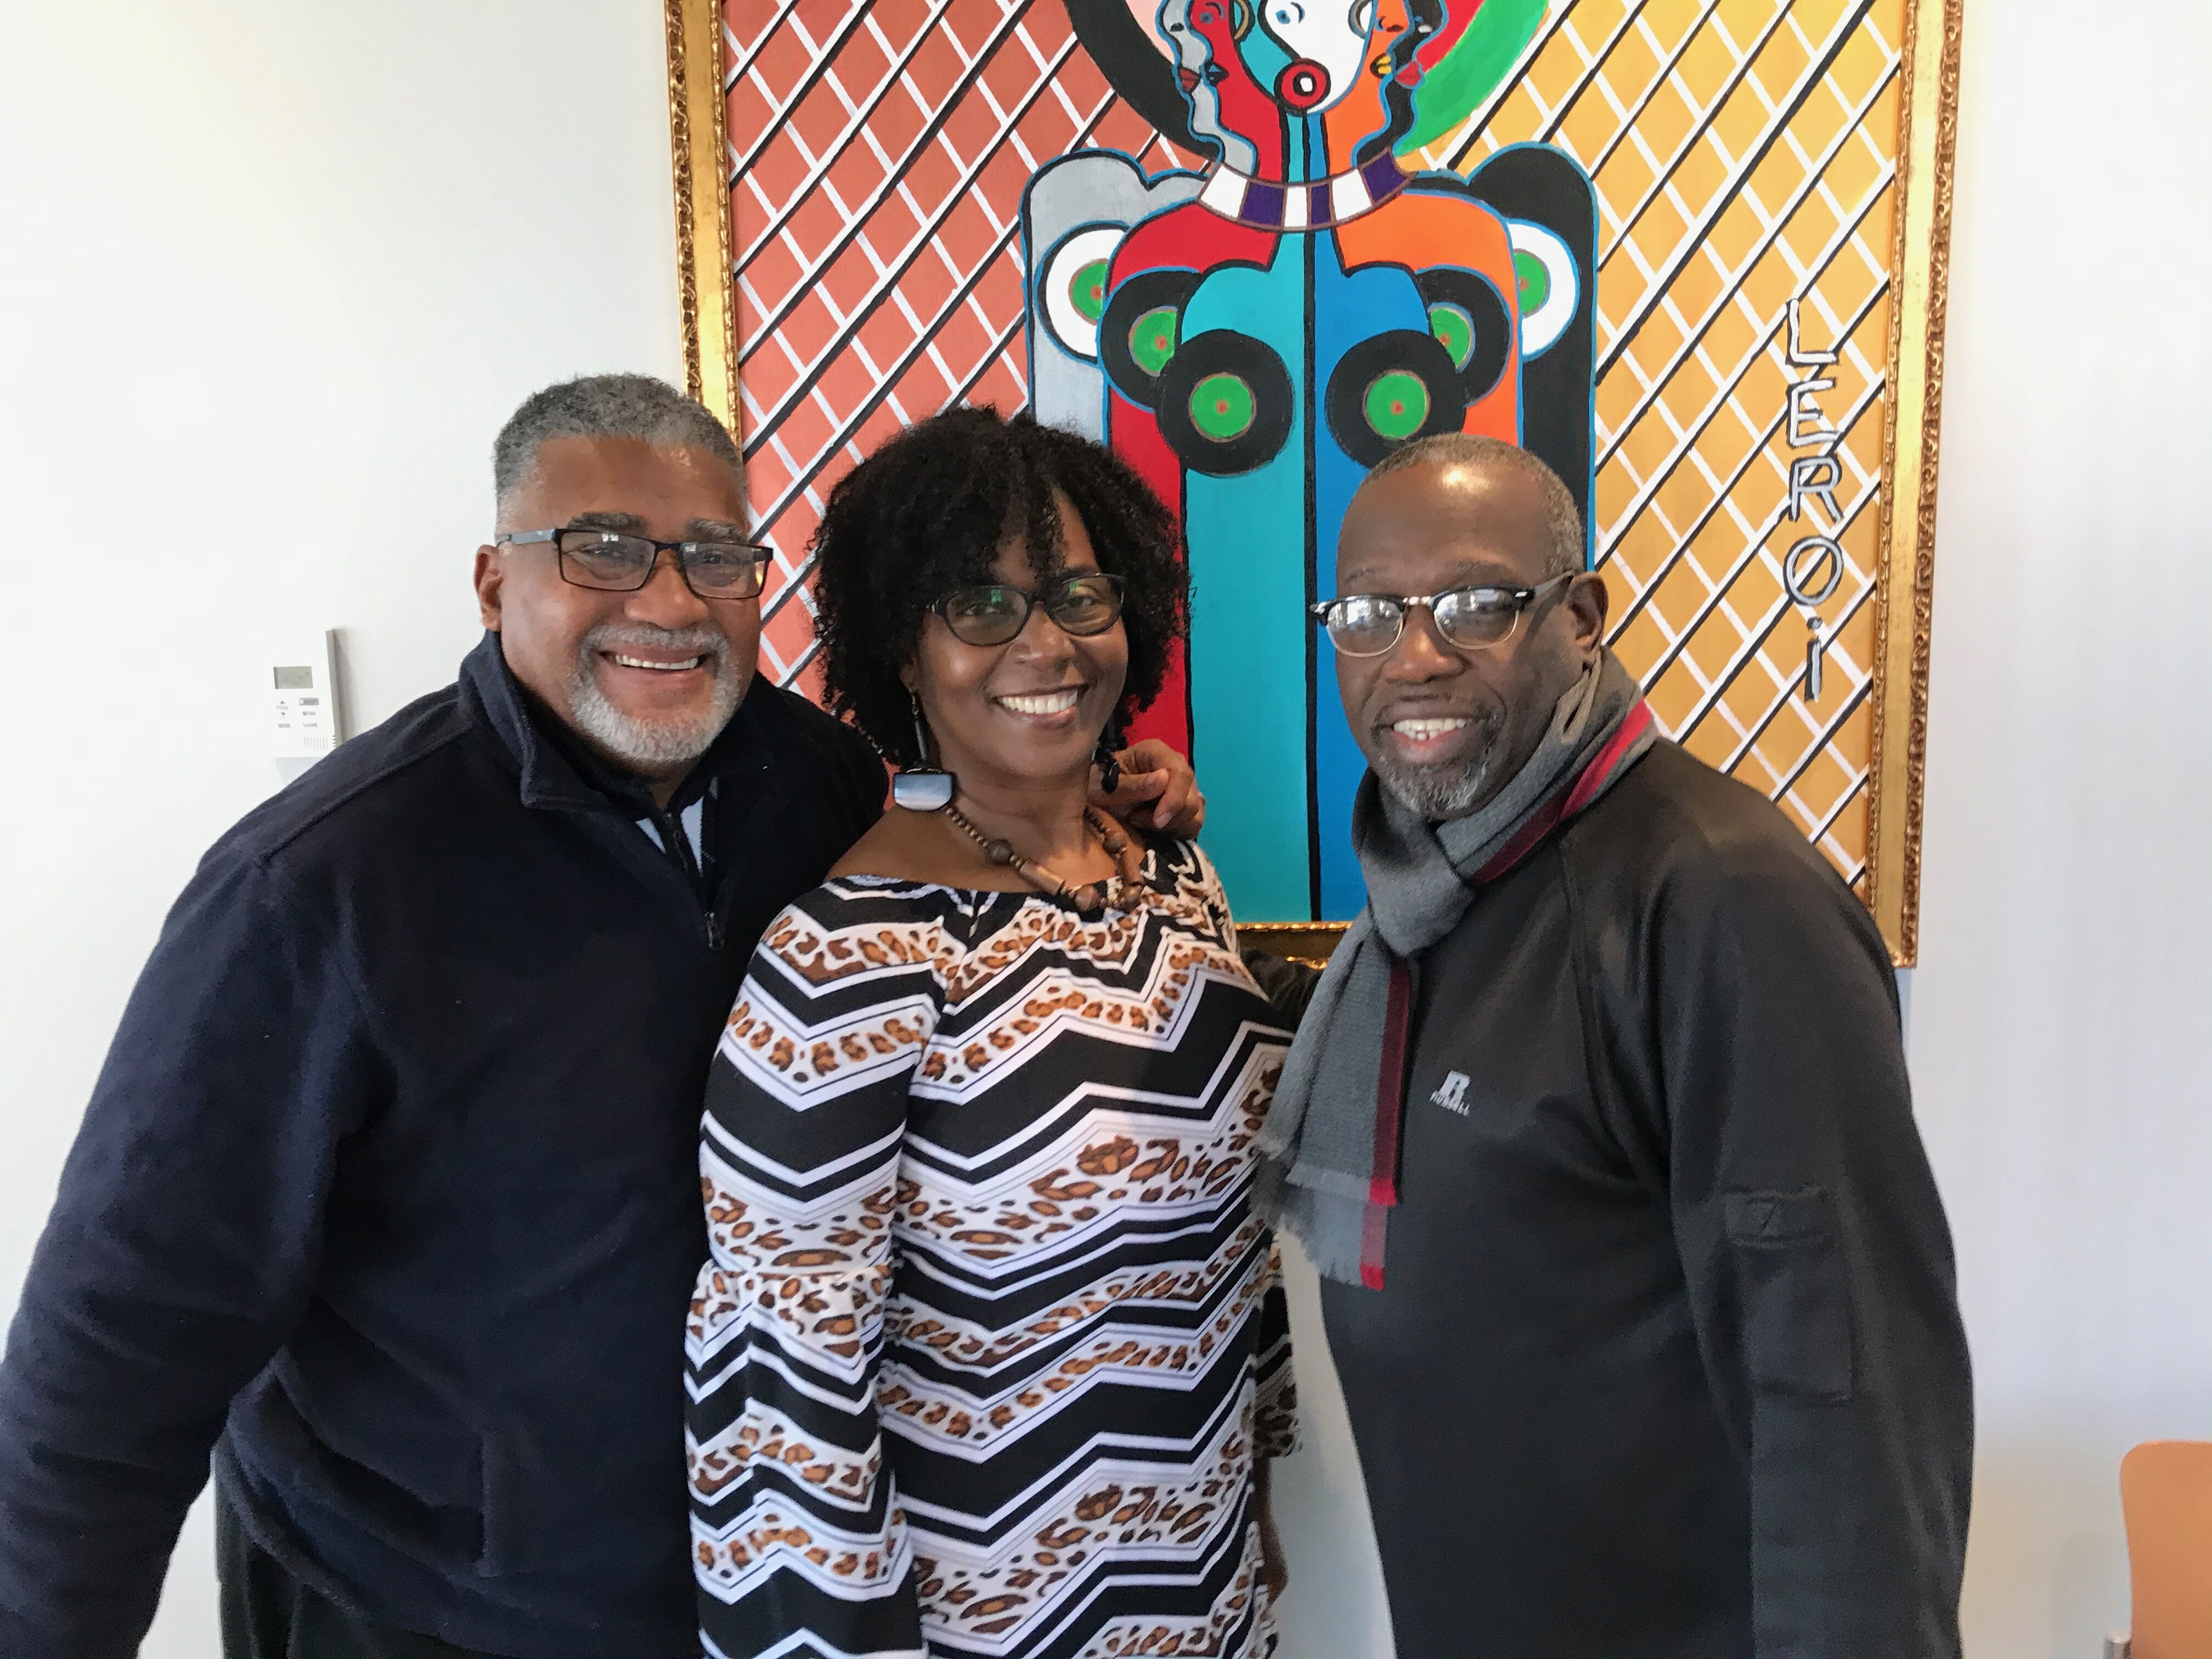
[0,375,1203,1659]
[1260,435,1973,1656]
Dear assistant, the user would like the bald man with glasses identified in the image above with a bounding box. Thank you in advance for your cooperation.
[1257,434,1973,1659]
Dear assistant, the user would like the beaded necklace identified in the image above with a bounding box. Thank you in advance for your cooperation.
[940,800,1146,918]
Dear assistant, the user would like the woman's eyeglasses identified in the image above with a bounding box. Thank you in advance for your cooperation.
[932,574,1125,647]
[1310,573,1575,658]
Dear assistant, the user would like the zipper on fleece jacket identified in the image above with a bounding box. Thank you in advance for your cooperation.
[642,799,725,951]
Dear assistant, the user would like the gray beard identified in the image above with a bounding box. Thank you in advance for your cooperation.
[1372,721,1505,821]
[566,622,742,772]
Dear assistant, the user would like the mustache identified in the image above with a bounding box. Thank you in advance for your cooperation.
[578,622,731,668]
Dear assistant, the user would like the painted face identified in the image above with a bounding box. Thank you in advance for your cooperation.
[1186,0,1254,91]
[1182,0,1285,166]
[1324,0,1414,164]
[1358,0,1414,82]
[1157,0,1261,174]
[1254,0,1378,114]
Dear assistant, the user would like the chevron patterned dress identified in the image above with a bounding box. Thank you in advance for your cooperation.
[688,839,1297,1659]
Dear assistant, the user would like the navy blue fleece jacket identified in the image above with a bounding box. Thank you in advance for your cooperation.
[0,635,884,1657]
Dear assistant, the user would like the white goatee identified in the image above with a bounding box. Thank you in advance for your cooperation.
[566,622,743,770]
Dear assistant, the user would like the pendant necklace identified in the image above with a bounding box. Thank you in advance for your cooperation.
[941,800,1145,918]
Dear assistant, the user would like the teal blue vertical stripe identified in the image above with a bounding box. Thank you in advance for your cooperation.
[1182,246,1310,919]
[1310,243,1435,917]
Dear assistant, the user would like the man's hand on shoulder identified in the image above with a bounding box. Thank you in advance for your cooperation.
[1093,738,1205,836]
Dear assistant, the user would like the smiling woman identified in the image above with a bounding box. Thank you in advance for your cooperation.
[807,407,1190,901]
[686,407,1301,1659]
[810,407,1186,780]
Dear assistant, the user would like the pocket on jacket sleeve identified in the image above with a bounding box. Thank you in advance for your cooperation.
[1723,1186,1855,1403]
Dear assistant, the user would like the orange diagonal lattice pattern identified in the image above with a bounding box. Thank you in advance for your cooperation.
[724,1,1194,696]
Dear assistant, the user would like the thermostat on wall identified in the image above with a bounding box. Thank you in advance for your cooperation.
[272,631,345,761]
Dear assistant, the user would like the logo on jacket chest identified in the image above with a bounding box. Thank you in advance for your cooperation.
[1430,1071,1472,1116]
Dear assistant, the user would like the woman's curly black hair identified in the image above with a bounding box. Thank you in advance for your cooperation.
[811,406,1188,769]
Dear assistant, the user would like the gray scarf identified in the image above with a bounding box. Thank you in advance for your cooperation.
[1256,649,1655,1285]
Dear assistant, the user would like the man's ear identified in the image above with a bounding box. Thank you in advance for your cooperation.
[474,544,504,631]
[1567,572,1610,661]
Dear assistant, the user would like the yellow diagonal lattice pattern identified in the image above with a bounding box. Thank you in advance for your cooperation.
[1451,0,1904,890]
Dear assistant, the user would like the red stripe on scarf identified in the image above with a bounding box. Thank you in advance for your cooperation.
[1369,956,1413,1207]
[1564,699,1654,817]
[1469,699,1655,887]
[1360,955,1414,1290]
[1359,1203,1390,1291]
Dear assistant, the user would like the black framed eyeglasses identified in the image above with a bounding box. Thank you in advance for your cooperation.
[1310,573,1576,658]
[495,525,772,600]
[932,573,1125,647]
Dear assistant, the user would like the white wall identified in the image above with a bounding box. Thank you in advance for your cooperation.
[2,2,2208,1657]
[0,1,681,1651]
[1910,2,2212,1655]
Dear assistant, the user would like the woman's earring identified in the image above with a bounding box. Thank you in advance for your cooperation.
[892,691,955,811]
[1095,727,1122,796]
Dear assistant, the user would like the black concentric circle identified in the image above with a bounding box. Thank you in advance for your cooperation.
[1099,268,1203,410]
[1157,330,1294,476]
[1414,267,1513,405]
[1324,329,1466,467]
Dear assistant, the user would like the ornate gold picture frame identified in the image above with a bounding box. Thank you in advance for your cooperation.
[665,0,1961,964]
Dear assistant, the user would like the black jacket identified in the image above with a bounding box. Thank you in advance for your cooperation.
[0,635,884,1658]
[1316,741,1972,1659]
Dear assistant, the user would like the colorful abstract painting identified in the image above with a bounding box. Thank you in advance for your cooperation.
[670,0,1958,956]
[1017,4,1594,923]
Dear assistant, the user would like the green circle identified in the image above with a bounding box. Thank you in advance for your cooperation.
[1513,249,1552,317]
[1070,259,1109,325]
[1188,371,1256,441]
[1129,306,1180,375]
[1427,302,1474,370]
[1364,370,1430,440]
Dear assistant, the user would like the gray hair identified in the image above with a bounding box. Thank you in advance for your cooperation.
[492,374,742,520]
[1363,434,1585,579]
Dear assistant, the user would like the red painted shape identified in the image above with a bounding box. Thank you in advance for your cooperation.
[1114,388,1192,757]
[1103,207,1275,761]
[1112,201,1276,274]
[1276,58,1330,112]
[1416,0,1487,74]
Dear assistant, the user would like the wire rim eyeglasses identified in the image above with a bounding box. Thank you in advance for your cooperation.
[495,525,773,601]
[1310,573,1577,658]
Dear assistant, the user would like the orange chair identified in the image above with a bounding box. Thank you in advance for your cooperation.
[2109,1441,2212,1659]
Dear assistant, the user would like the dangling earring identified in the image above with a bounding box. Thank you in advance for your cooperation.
[1095,723,1122,796]
[892,690,955,811]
